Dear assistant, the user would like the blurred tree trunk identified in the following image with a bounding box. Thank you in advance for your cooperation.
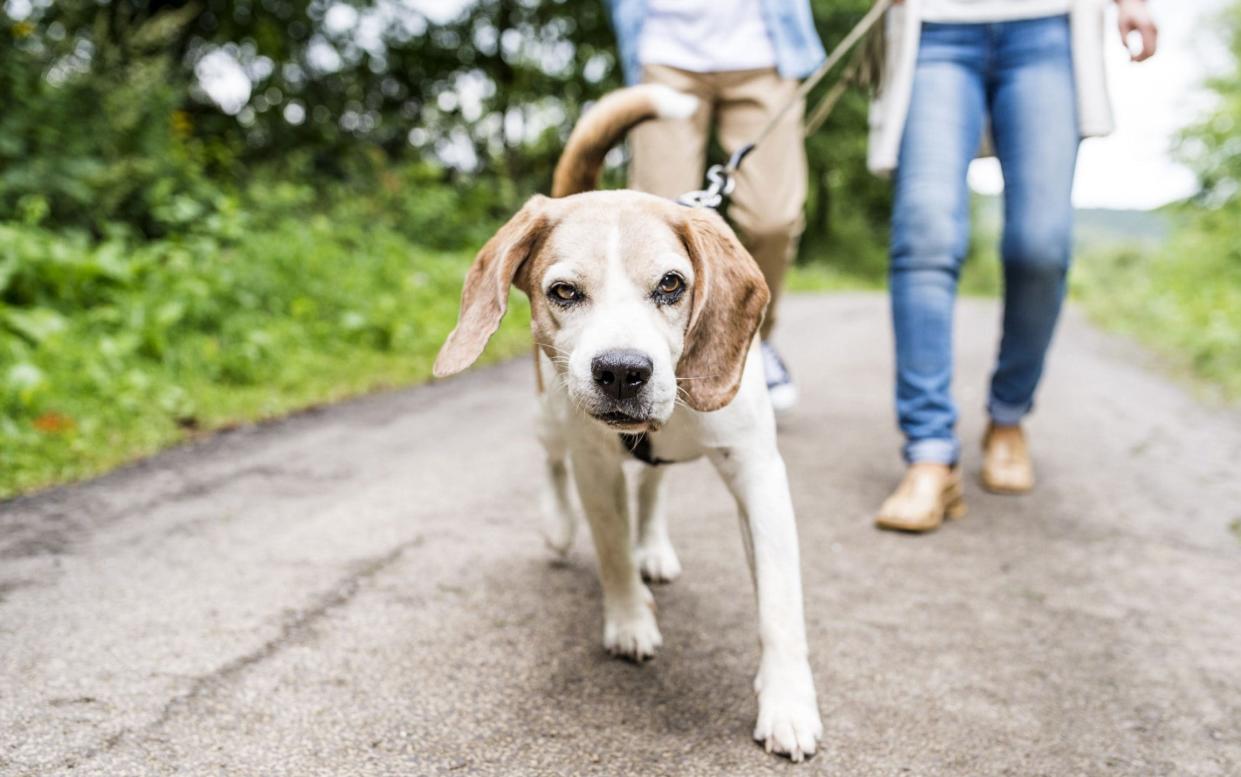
[811,172,832,242]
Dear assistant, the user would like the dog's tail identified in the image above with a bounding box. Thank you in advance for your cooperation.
[551,85,698,198]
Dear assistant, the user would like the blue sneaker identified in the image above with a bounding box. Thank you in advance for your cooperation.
[761,341,798,414]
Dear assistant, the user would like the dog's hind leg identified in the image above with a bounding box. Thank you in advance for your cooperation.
[634,466,682,584]
[537,402,577,558]
[571,446,662,662]
[541,454,577,557]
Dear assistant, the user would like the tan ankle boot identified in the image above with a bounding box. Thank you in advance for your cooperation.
[981,423,1034,494]
[875,463,966,533]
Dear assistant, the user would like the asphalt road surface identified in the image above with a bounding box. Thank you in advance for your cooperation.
[3,294,1240,776]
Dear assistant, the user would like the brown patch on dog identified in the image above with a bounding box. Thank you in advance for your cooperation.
[673,207,770,412]
[433,196,553,378]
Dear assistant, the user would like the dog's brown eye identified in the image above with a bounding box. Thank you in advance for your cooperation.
[549,282,581,304]
[657,273,684,296]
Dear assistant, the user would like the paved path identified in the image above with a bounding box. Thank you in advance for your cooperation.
[3,294,1240,776]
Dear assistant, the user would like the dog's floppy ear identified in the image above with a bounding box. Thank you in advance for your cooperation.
[674,208,770,412]
[434,196,551,378]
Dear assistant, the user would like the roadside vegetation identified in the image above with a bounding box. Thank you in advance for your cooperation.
[0,182,533,495]
[1073,214,1241,399]
[1075,2,1241,399]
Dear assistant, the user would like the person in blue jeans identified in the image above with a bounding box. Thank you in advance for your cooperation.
[872,0,1158,532]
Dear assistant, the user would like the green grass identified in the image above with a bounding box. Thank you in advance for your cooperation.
[786,262,881,292]
[1071,212,1241,400]
[0,213,529,499]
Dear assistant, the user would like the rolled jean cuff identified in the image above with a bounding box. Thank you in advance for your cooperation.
[988,397,1031,426]
[903,438,958,465]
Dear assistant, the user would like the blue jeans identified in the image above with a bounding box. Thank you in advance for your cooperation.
[890,15,1079,465]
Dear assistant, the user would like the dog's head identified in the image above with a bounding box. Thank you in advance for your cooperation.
[433,191,769,431]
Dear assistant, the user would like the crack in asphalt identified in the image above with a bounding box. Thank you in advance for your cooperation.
[58,534,426,772]
[0,464,335,561]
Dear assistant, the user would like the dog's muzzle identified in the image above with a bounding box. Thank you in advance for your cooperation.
[586,349,657,428]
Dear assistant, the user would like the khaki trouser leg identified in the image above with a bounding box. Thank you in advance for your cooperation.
[629,65,713,199]
[630,66,806,340]
[716,70,807,339]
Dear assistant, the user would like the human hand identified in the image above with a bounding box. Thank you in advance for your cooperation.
[1116,0,1157,61]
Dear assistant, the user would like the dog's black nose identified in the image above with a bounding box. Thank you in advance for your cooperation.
[591,350,653,400]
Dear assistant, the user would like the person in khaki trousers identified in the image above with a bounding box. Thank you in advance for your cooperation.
[608,0,826,413]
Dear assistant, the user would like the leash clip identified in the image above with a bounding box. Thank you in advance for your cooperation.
[676,163,734,209]
[674,145,752,210]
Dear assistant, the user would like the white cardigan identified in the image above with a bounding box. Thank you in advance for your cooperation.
[867,0,1114,175]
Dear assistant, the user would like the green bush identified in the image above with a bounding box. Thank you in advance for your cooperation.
[1073,205,1241,397]
[0,185,529,497]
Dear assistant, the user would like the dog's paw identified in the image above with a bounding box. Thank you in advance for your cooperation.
[543,519,575,559]
[541,503,577,559]
[603,589,662,662]
[635,540,682,584]
[753,661,823,762]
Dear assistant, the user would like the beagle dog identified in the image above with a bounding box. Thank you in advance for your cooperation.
[434,85,822,761]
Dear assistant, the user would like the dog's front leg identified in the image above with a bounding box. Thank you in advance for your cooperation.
[570,445,662,661]
[710,445,822,762]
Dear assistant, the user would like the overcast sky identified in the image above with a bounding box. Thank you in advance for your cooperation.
[384,1,1234,210]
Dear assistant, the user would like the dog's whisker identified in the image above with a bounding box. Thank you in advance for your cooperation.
[534,341,573,359]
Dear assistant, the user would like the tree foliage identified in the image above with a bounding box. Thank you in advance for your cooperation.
[0,0,889,257]
[1180,1,1241,210]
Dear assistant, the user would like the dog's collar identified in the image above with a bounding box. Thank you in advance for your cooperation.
[618,433,676,466]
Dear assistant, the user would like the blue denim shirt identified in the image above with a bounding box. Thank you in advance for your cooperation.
[606,0,826,85]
